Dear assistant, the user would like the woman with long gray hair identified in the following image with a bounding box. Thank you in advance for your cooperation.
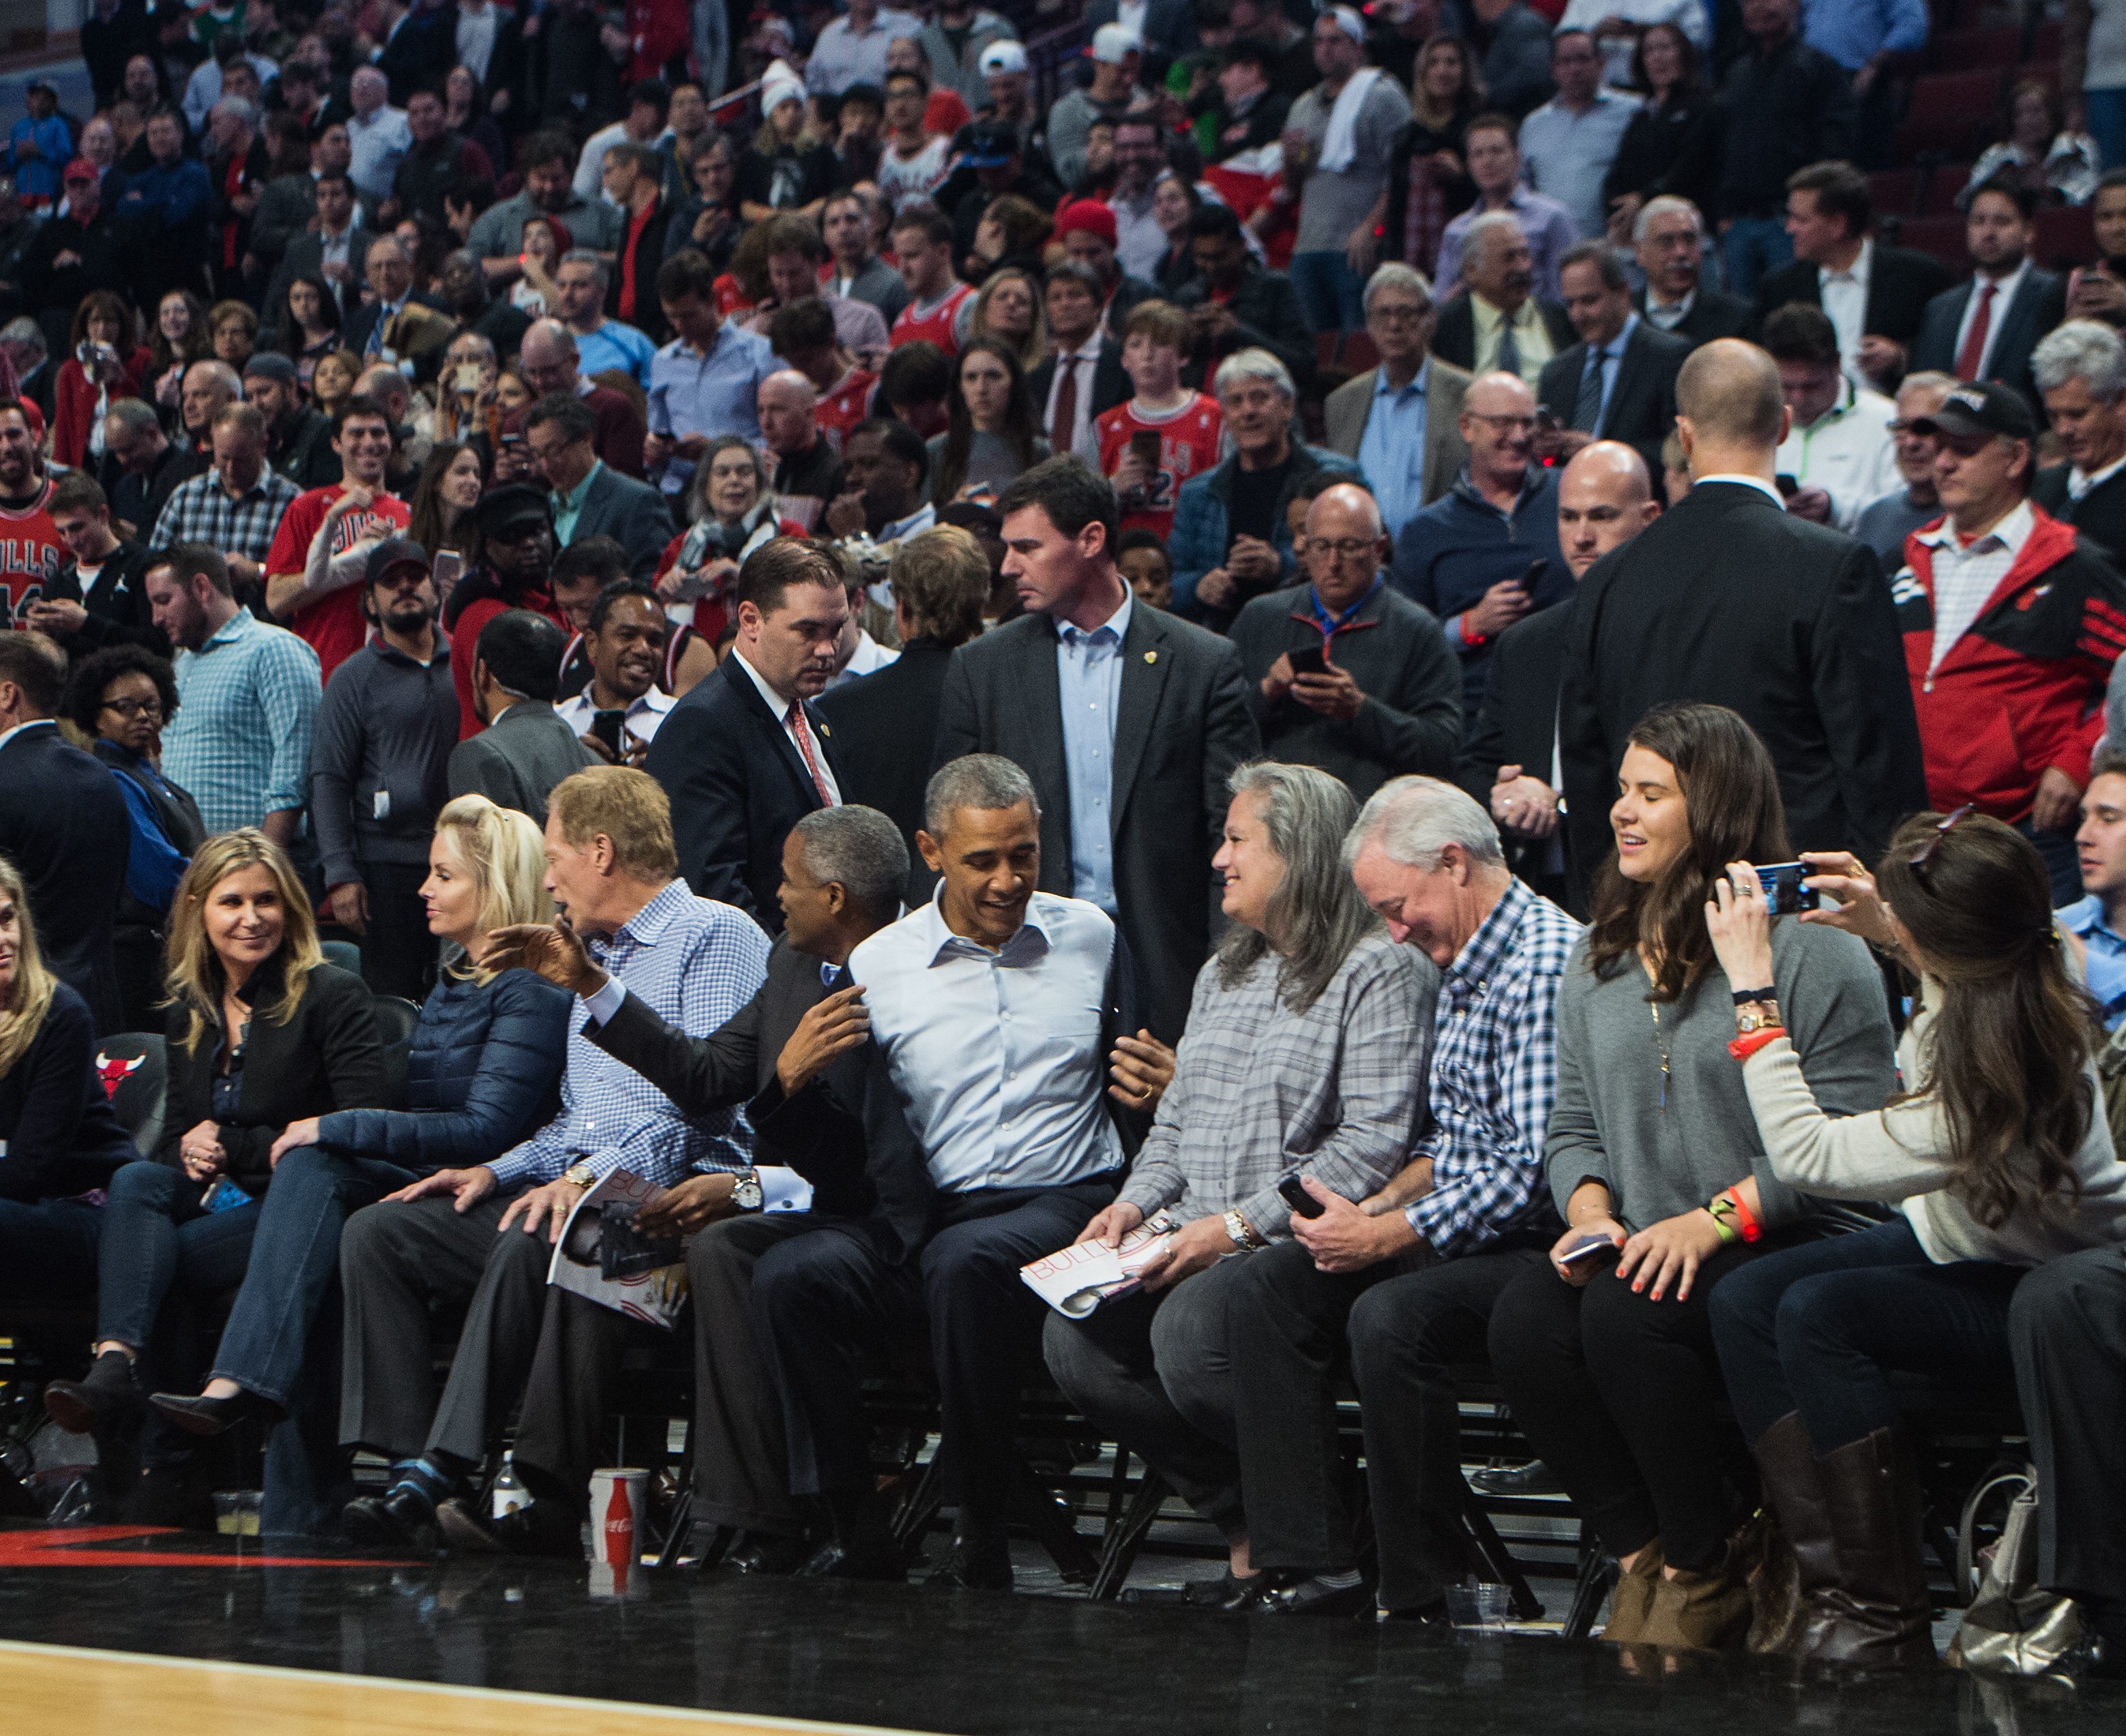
[1044,760,1435,1606]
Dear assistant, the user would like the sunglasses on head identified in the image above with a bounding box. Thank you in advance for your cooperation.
[1906,803,1975,883]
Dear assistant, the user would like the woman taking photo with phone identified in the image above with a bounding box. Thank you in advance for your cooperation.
[1704,812,2126,1666]
[1486,703,1898,1651]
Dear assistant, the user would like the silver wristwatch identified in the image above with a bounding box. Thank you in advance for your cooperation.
[729,1167,765,1212]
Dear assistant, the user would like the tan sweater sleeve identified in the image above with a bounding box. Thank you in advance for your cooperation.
[1739,1034,1956,1202]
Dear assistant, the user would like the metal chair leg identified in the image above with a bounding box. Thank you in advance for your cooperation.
[1090,1462,1173,1602]
[1560,1538,1614,1641]
[1461,1484,1544,1621]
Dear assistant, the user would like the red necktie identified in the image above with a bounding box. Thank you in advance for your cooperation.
[1052,355,1080,453]
[786,703,837,807]
[1955,280,1997,379]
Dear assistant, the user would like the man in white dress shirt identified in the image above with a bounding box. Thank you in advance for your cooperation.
[1765,301,1898,531]
[554,583,675,762]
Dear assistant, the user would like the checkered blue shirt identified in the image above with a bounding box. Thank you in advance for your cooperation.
[1405,877,1584,1255]
[162,606,322,833]
[486,881,771,1188]
[149,466,300,559]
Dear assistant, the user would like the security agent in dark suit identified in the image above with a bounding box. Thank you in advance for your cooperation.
[458,805,929,1566]
[818,524,992,904]
[1632,195,1753,349]
[646,539,851,928]
[1749,160,1954,385]
[1537,241,1692,483]
[1908,177,2068,415]
[1557,340,1928,881]
[29,471,167,656]
[2031,318,2126,569]
[0,632,132,1033]
[932,456,1260,1044]
[526,392,676,583]
[1458,441,1660,910]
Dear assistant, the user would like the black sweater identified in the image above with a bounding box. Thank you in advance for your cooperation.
[0,982,138,1203]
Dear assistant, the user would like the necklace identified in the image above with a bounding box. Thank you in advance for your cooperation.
[1650,999,1670,1113]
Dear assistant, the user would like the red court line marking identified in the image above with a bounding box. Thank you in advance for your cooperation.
[0,1526,413,1568]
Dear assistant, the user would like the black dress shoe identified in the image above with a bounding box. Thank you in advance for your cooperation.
[1123,1571,1274,1611]
[149,1389,275,1438]
[795,1538,909,1582]
[43,1351,144,1441]
[926,1540,1013,1591]
[1375,1599,1455,1631]
[344,1484,441,1548]
[727,1531,817,1575]
[437,1495,582,1557]
[1469,1460,1564,1497]
[1260,1574,1374,1617]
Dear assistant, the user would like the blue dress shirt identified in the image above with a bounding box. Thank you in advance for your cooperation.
[1804,0,1930,71]
[2063,895,2126,1030]
[648,319,778,495]
[1359,361,1430,540]
[1056,591,1132,914]
[1582,312,1640,436]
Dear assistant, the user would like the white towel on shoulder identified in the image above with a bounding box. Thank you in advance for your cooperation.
[1316,66,1384,175]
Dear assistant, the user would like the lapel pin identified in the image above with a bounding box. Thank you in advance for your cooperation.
[816,720,831,735]
[1144,650,1157,664]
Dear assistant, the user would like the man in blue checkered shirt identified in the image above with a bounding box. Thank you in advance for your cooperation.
[1201,775,1582,1619]
[338,766,770,1551]
[147,402,299,597]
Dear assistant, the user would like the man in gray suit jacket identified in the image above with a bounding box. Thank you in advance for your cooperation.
[1323,263,1472,535]
[527,394,676,583]
[447,609,593,828]
[933,457,1259,1043]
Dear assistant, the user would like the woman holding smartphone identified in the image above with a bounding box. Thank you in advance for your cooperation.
[1702,812,2126,1665]
[1486,703,1899,1651]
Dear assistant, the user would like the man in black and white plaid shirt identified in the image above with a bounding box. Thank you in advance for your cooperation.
[149,402,299,602]
[1210,774,1583,1620]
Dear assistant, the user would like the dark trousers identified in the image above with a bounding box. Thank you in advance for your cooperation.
[96,1157,261,1358]
[506,1254,642,1518]
[1488,1237,1782,1571]
[211,1148,419,1407]
[2009,1246,2126,1606]
[1043,1267,1245,1540]
[1709,1215,2024,1453]
[338,1192,510,1460]
[358,859,438,1003]
[754,1175,1117,1538]
[0,1195,101,1307]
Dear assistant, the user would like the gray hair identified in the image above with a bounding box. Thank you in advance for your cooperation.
[1559,239,1628,293]
[1632,194,1702,244]
[1363,261,1432,314]
[559,248,610,291]
[1461,211,1524,278]
[210,95,259,129]
[924,753,1042,838]
[0,317,45,357]
[447,329,499,365]
[2033,320,2126,403]
[1212,346,1295,402]
[104,396,160,437]
[793,805,909,924]
[1215,762,1381,1013]
[1344,776,1505,873]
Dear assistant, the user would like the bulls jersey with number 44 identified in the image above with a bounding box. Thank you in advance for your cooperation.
[1095,393,1226,541]
[0,475,66,624]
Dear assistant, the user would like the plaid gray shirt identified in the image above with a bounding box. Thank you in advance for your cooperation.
[149,467,300,559]
[1117,929,1437,1239]
[1405,877,1584,1254]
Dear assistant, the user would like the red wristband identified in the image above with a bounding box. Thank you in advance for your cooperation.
[1712,1185,1763,1244]
[1726,1029,1786,1063]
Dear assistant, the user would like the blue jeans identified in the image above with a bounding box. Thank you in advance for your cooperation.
[210,1147,418,1407]
[1720,216,1793,302]
[2088,87,2126,175]
[1708,1216,2024,1453]
[97,1158,261,1352]
[1288,249,1365,335]
[0,1195,101,1306]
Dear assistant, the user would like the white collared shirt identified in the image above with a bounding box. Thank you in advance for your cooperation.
[1694,473,1790,509]
[1773,378,1900,529]
[849,889,1125,1192]
[1915,498,2035,673]
[2071,450,2126,500]
[1951,258,2032,382]
[1642,287,1695,332]
[730,648,841,802]
[1818,237,1873,380]
[555,685,675,750]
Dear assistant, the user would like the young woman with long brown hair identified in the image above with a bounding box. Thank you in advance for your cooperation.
[1705,809,2126,1666]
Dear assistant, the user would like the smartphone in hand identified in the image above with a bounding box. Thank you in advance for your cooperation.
[1278,1174,1327,1218]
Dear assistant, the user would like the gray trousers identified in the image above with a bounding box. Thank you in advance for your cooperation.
[1042,1254,1246,1537]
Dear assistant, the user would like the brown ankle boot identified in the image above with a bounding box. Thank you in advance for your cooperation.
[1800,1427,1935,1668]
[1603,1539,1666,1644]
[1748,1413,1840,1655]
[1638,1535,1754,1653]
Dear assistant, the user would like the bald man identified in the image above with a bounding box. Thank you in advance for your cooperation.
[759,368,844,518]
[1555,339,1925,886]
[1457,442,1658,909]
[1230,482,1463,798]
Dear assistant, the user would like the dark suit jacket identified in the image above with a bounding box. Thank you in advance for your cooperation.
[1751,243,1955,348]
[271,224,378,322]
[46,539,166,656]
[1633,286,1754,347]
[1908,267,2069,410]
[342,288,453,366]
[0,722,131,1033]
[1537,320,1692,477]
[1457,596,1576,907]
[584,938,931,1260]
[1028,342,1130,448]
[1558,481,1928,883]
[374,5,454,106]
[932,603,1260,1044]
[445,700,593,829]
[2035,462,2126,570]
[570,461,677,582]
[646,653,847,930]
[160,960,386,1194]
[1430,293,1577,374]
[816,636,956,904]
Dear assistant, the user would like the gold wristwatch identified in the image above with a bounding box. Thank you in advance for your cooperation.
[563,1161,599,1189]
[1734,999,1784,1035]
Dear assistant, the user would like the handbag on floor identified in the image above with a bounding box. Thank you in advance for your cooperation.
[1947,1467,2083,1677]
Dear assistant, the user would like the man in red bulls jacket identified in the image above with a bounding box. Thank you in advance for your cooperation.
[1894,379,2126,902]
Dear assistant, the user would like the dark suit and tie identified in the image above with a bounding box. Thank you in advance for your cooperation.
[932,596,1260,1044]
[817,638,958,904]
[1750,241,1955,352]
[647,651,845,930]
[1908,265,2068,412]
[563,461,677,582]
[1457,599,1577,909]
[342,286,453,362]
[269,223,377,323]
[1537,317,1692,480]
[2035,461,2126,572]
[0,720,132,1032]
[1558,479,1928,886]
[1634,286,1754,348]
[1029,342,1130,456]
[1430,293,1576,377]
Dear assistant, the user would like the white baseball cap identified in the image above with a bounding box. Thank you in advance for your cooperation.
[979,40,1029,76]
[1089,23,1143,64]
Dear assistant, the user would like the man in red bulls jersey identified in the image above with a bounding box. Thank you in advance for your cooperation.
[0,400,65,625]
[1095,300,1226,541]
[889,201,974,357]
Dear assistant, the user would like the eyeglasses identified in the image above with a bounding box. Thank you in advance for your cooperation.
[1906,802,1974,883]
[101,696,162,720]
[1368,303,1432,326]
[1308,537,1378,561]
[1467,413,1538,432]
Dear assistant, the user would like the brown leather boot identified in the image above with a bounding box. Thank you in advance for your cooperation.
[1748,1412,1840,1655]
[1638,1534,1754,1653]
[1800,1427,1936,1668]
[1603,1538,1666,1644]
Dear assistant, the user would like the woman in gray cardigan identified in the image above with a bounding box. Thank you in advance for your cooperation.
[1487,703,1900,1653]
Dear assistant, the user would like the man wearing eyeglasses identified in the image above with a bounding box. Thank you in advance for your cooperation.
[1230,482,1462,799]
[1323,264,1471,540]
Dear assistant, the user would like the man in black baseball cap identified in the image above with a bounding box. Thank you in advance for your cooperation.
[243,351,340,488]
[1898,375,2126,902]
